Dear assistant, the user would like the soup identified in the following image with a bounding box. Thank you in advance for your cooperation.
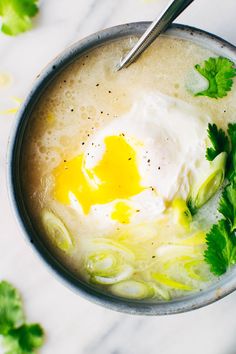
[21,35,236,301]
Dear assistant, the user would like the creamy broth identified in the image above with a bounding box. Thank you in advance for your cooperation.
[21,35,236,301]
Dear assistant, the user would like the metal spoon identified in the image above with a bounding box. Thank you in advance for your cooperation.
[117,0,195,70]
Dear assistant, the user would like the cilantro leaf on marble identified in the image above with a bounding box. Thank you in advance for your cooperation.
[3,324,44,354]
[0,281,25,335]
[0,0,39,36]
[0,281,44,354]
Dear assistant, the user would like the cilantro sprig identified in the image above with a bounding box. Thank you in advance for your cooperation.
[205,220,236,276]
[206,123,230,161]
[0,281,25,336]
[0,0,39,36]
[0,281,44,354]
[4,324,44,354]
[204,123,236,275]
[218,180,236,233]
[227,123,236,180]
[194,57,236,99]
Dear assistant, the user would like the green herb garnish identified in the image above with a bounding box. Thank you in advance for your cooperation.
[4,324,44,354]
[218,180,236,233]
[194,57,236,99]
[205,220,236,276]
[206,123,230,161]
[0,281,25,336]
[0,281,44,353]
[227,123,236,181]
[0,0,39,36]
[204,123,236,275]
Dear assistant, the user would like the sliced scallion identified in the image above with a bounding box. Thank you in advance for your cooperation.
[41,209,73,251]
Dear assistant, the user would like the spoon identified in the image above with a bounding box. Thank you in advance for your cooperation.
[117,0,195,70]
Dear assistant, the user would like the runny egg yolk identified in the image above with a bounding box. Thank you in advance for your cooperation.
[111,201,132,224]
[53,135,144,215]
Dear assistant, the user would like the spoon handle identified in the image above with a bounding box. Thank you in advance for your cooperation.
[117,0,195,70]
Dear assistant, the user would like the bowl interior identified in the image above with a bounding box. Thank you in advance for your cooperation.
[9,22,236,315]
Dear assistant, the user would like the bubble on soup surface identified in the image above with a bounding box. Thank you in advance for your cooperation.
[65,91,72,99]
[39,146,47,154]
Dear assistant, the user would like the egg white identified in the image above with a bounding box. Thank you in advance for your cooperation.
[70,91,211,231]
[85,92,210,197]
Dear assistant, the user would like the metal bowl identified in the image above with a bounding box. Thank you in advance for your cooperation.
[7,22,236,315]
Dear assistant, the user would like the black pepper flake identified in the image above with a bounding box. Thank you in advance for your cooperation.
[158,166,161,170]
[101,111,103,114]
[63,80,67,83]
[147,159,150,163]
[64,160,67,163]
[107,113,110,116]
[87,117,91,119]
[136,209,140,213]
[71,109,74,112]
[108,90,112,93]
[151,187,154,191]
[152,256,156,259]
[128,157,132,161]
[86,55,88,58]
[82,142,85,145]
[87,134,90,137]
[224,110,226,113]
[96,83,99,87]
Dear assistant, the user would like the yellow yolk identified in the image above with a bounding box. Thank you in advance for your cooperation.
[111,202,132,224]
[53,136,144,214]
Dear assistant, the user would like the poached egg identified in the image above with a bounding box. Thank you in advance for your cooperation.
[53,92,210,229]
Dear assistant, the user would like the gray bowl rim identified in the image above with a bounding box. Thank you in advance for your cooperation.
[7,21,236,316]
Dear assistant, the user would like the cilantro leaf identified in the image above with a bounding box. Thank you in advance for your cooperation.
[0,281,25,335]
[204,122,236,276]
[206,123,230,161]
[3,324,44,354]
[0,0,39,36]
[195,57,236,99]
[218,181,236,232]
[227,123,236,181]
[204,220,236,275]
[0,281,44,354]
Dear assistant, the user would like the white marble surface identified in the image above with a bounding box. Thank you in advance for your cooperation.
[1,1,236,353]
